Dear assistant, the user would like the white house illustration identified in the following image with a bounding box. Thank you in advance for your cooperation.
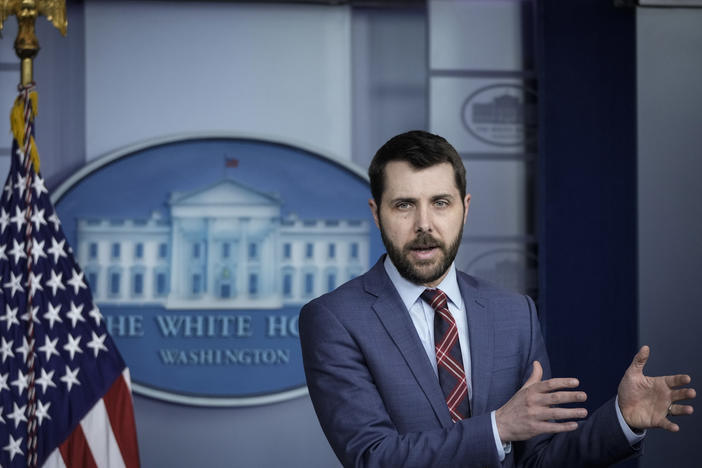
[76,178,370,309]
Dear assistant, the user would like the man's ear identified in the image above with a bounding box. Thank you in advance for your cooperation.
[369,198,380,229]
[463,193,471,224]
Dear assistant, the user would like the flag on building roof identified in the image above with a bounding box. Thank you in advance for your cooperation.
[0,85,140,467]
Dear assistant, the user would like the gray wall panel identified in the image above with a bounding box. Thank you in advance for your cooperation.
[637,8,702,467]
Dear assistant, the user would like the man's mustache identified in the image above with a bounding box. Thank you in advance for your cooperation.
[405,232,444,250]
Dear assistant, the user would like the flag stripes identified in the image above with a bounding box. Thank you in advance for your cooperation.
[103,372,139,468]
[58,425,98,468]
[48,370,137,468]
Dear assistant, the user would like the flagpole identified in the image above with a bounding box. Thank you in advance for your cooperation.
[1,2,66,467]
[2,5,139,467]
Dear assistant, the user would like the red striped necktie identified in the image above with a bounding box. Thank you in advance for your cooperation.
[421,288,470,422]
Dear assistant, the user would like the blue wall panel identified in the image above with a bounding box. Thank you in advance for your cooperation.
[536,4,638,467]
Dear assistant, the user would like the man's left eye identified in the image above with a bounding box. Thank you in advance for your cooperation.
[434,200,449,207]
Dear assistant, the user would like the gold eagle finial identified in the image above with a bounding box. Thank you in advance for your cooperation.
[0,0,67,84]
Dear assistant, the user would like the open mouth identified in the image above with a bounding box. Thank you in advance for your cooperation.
[411,245,438,252]
[409,245,440,259]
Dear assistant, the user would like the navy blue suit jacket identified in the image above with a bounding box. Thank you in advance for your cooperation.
[299,257,639,467]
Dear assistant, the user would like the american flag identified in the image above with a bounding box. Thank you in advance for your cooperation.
[0,87,139,467]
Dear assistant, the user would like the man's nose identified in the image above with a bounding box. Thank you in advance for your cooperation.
[415,204,432,232]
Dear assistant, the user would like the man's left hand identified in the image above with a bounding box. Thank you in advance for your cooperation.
[618,345,696,432]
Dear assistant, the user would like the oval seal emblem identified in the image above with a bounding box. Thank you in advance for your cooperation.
[461,83,537,147]
[53,135,383,406]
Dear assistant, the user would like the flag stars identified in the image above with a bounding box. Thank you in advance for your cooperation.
[14,336,31,361]
[31,238,46,264]
[1,304,20,330]
[13,173,27,198]
[48,237,68,264]
[0,337,14,363]
[0,243,6,262]
[3,434,23,462]
[10,205,25,231]
[87,332,108,357]
[7,402,27,429]
[20,305,40,325]
[0,372,9,392]
[4,271,25,298]
[38,335,60,362]
[28,272,43,296]
[66,301,86,328]
[60,365,80,391]
[43,302,63,329]
[63,334,83,360]
[48,211,61,231]
[11,370,28,395]
[0,208,8,233]
[67,269,87,295]
[36,400,51,426]
[36,368,57,394]
[46,269,66,296]
[9,238,27,264]
[89,306,103,326]
[32,175,48,197]
[31,207,47,230]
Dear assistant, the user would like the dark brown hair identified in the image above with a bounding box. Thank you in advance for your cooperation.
[368,130,466,204]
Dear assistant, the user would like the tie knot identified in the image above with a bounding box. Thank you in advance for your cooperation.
[421,288,447,311]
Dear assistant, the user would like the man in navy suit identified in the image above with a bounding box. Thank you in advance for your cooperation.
[299,131,695,467]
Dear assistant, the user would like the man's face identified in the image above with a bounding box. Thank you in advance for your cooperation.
[369,161,470,287]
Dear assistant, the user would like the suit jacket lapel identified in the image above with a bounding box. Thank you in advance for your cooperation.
[363,259,452,427]
[458,273,494,416]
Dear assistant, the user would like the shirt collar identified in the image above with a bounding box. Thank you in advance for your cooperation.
[383,255,463,311]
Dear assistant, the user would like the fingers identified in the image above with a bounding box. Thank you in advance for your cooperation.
[630,345,650,371]
[544,406,588,421]
[659,418,680,432]
[534,421,580,434]
[535,390,587,406]
[497,368,586,441]
[533,377,582,393]
[668,404,694,416]
[523,361,543,388]
[665,374,692,388]
[671,387,696,402]
[662,400,694,433]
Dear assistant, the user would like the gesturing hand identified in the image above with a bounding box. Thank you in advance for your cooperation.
[618,345,696,432]
[495,361,588,442]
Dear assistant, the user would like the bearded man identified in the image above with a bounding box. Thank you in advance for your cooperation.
[299,130,695,468]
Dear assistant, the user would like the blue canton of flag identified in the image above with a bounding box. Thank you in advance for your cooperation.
[1,107,139,466]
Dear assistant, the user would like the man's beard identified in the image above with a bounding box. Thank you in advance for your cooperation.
[379,223,463,285]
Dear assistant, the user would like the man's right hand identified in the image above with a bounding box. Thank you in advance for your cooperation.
[495,361,589,442]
